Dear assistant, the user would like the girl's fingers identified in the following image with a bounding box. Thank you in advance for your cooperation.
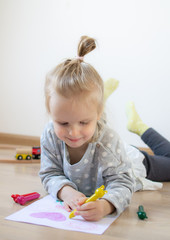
[75,205,95,218]
[64,201,77,212]
[77,197,87,206]
[64,203,72,212]
[64,199,81,212]
[75,201,104,221]
[77,201,94,211]
[75,210,99,221]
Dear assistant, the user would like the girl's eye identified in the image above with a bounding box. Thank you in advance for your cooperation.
[59,122,68,126]
[80,121,88,125]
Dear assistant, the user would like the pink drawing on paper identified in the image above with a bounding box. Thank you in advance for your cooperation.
[30,212,66,221]
[56,204,65,210]
[6,195,119,234]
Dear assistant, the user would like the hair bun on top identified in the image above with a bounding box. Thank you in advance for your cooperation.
[77,36,96,59]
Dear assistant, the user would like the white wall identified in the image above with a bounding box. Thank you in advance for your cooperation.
[0,0,170,147]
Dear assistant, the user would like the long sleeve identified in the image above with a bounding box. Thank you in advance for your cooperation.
[101,158,134,216]
[96,129,135,216]
[39,122,77,199]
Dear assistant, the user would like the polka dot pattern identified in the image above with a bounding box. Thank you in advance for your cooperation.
[84,159,89,164]
[102,152,107,157]
[84,174,89,178]
[40,122,134,218]
[117,148,121,154]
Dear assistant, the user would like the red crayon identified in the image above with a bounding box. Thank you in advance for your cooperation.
[11,192,40,205]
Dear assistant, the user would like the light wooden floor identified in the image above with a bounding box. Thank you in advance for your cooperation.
[0,145,170,240]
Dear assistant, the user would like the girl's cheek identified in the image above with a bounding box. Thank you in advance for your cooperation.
[55,127,66,139]
[53,125,60,136]
[86,124,96,136]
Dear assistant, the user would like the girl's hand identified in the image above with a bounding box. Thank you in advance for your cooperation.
[75,198,115,221]
[57,185,86,211]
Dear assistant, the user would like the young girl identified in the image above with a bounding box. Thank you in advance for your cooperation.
[39,36,162,221]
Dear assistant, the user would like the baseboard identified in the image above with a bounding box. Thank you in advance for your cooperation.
[0,132,40,146]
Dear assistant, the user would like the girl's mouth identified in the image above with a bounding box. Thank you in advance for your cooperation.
[68,138,81,142]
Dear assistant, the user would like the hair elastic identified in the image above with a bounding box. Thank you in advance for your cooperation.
[76,56,84,61]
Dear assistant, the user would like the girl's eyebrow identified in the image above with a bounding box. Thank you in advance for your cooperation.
[53,118,66,123]
[54,116,94,123]
[80,118,93,122]
[80,118,90,121]
[58,119,90,123]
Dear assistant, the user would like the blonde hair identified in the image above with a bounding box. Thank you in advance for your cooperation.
[45,36,106,141]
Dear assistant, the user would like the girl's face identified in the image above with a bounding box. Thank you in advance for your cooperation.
[49,92,101,149]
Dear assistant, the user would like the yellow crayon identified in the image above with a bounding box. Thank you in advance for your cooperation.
[69,185,107,219]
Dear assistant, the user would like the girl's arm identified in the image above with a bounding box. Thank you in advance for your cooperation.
[39,123,77,199]
[74,129,134,220]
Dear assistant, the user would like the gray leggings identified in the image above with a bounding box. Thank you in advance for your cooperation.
[140,128,170,182]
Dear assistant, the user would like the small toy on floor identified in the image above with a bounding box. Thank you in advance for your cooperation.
[15,147,41,160]
[137,205,148,220]
[11,192,40,205]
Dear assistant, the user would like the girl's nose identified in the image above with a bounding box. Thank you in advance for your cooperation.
[68,126,79,137]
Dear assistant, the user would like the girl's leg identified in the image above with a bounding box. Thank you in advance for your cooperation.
[126,101,149,136]
[126,101,170,157]
[141,150,170,181]
[104,78,119,102]
[141,128,170,157]
[141,129,170,181]
[126,101,170,181]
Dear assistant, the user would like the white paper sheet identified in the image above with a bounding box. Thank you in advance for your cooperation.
[6,195,118,234]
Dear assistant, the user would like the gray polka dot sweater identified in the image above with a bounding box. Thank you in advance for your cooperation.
[39,121,135,216]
